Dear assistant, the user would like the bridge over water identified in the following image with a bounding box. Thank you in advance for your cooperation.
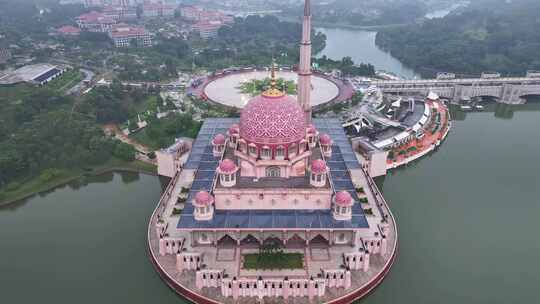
[372,74,540,104]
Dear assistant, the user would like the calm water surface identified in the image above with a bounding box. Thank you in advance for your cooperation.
[317,27,420,79]
[2,102,539,303]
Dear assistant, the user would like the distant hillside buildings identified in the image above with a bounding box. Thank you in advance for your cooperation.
[180,6,234,39]
[109,24,152,47]
[142,2,176,19]
[76,11,117,33]
[0,48,12,64]
[68,3,235,45]
[103,5,138,21]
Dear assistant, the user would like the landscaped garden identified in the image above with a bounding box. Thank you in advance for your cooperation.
[243,239,304,270]
[243,252,304,270]
[238,77,297,96]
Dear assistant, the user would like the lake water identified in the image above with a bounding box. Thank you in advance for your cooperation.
[2,101,540,304]
[317,27,420,79]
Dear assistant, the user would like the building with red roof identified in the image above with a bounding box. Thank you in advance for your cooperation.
[102,5,137,22]
[76,11,117,33]
[142,2,177,19]
[56,25,81,36]
[108,24,152,47]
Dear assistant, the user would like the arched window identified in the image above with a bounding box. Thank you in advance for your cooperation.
[275,146,285,159]
[261,147,271,159]
[248,145,257,156]
[266,166,281,177]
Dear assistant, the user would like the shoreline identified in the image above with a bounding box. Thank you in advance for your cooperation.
[0,161,157,207]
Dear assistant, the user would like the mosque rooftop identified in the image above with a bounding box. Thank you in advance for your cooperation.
[178,118,367,230]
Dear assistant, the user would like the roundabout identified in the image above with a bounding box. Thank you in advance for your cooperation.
[188,69,354,109]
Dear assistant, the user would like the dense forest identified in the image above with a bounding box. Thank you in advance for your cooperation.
[195,15,326,68]
[280,0,433,27]
[375,0,540,77]
[0,83,160,191]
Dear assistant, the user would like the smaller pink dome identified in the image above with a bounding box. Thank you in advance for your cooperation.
[307,124,317,134]
[311,159,327,174]
[320,133,333,145]
[212,134,226,145]
[335,191,353,207]
[218,159,237,174]
[228,124,239,134]
[194,191,214,206]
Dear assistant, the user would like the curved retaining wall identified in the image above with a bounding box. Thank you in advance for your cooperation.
[192,68,352,110]
[147,168,399,304]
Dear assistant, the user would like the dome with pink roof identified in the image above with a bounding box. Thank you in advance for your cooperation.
[334,191,353,207]
[319,133,333,145]
[307,124,317,134]
[193,191,214,206]
[311,159,327,174]
[240,94,306,146]
[218,159,237,174]
[228,124,240,134]
[212,134,226,145]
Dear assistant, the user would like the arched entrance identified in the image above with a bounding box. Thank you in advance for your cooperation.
[240,234,260,248]
[309,234,329,248]
[217,234,236,248]
[286,234,306,249]
[262,237,284,249]
[266,166,281,177]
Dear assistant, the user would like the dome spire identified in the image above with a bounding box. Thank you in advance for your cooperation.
[262,58,284,97]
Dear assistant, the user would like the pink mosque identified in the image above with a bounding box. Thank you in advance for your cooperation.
[149,1,397,303]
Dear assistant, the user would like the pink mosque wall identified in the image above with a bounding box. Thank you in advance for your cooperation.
[213,189,332,210]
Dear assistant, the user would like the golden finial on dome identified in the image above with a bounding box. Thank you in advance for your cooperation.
[262,58,285,97]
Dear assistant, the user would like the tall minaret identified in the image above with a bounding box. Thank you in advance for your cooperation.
[298,0,312,122]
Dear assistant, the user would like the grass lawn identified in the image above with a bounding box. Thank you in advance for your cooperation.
[0,158,156,205]
[47,69,83,93]
[243,252,304,270]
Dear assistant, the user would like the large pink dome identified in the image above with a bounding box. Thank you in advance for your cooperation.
[240,94,306,145]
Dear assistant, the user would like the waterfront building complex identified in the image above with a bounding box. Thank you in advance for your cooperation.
[148,1,397,303]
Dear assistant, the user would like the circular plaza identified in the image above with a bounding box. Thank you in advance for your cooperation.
[201,70,347,108]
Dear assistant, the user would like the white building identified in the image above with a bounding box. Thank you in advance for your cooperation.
[156,139,191,177]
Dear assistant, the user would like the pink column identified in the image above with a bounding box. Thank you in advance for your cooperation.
[283,279,290,300]
[363,252,370,272]
[308,279,316,301]
[195,271,203,289]
[232,278,239,300]
[257,278,264,301]
[220,279,228,297]
[317,280,325,297]
[155,224,162,238]
[329,272,336,288]
[344,270,352,289]
[159,239,166,256]
[381,237,388,255]
[176,254,184,271]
